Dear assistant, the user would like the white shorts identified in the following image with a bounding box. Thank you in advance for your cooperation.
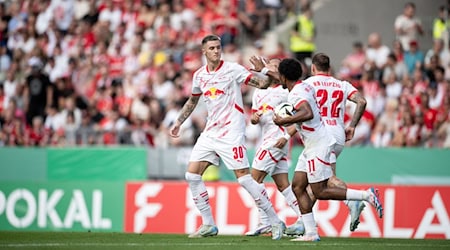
[251,142,288,176]
[295,144,334,183]
[330,143,344,164]
[190,133,250,170]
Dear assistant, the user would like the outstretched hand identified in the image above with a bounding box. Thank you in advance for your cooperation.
[249,56,267,72]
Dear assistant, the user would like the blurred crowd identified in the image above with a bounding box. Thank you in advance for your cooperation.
[0,0,448,148]
[333,3,450,148]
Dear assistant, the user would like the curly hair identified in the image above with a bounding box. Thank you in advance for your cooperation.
[278,58,303,81]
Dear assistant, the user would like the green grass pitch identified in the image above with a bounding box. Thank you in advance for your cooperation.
[0,232,449,250]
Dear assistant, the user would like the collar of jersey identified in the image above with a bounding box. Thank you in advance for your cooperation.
[206,60,224,73]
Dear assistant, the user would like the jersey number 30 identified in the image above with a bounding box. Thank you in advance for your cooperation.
[316,89,344,118]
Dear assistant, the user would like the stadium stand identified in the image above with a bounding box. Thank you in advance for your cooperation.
[0,0,448,148]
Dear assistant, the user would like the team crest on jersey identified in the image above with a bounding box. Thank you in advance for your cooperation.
[259,103,274,113]
[204,87,225,99]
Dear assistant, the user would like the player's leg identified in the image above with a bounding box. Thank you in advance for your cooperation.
[245,167,271,236]
[235,168,286,240]
[307,145,383,219]
[186,135,220,238]
[272,172,305,236]
[331,145,367,231]
[290,153,320,242]
[219,136,285,240]
[290,170,320,241]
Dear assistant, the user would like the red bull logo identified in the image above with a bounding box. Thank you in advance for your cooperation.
[259,103,274,113]
[204,87,225,99]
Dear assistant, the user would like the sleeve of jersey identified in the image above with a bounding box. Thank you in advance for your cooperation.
[251,91,258,111]
[345,81,358,99]
[289,92,307,110]
[233,62,252,85]
[191,73,202,96]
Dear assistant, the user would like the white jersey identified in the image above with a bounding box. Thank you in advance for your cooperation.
[192,60,251,138]
[251,84,289,146]
[304,74,358,145]
[288,81,332,147]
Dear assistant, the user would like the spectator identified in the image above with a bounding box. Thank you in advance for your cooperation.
[289,2,315,66]
[424,54,441,83]
[76,111,96,145]
[392,39,405,63]
[27,115,48,146]
[339,41,366,80]
[394,2,424,51]
[371,123,392,148]
[360,69,384,117]
[404,40,424,76]
[365,32,390,80]
[23,57,53,125]
[383,53,408,86]
[428,67,446,110]
[424,39,444,68]
[3,69,19,109]
[237,0,268,40]
[432,5,449,41]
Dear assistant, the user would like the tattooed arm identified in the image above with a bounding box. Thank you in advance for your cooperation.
[247,75,272,89]
[247,56,280,89]
[345,91,367,141]
[170,95,201,138]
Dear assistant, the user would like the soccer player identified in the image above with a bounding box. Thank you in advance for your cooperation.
[272,58,383,241]
[303,53,368,232]
[169,35,286,240]
[245,58,304,237]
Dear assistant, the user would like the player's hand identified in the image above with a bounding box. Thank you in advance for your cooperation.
[273,113,285,126]
[273,137,287,149]
[345,126,355,141]
[249,56,267,72]
[169,122,181,138]
[251,111,263,124]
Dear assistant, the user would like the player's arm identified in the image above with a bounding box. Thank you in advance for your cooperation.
[170,94,201,137]
[273,124,297,149]
[247,74,272,89]
[415,20,424,35]
[273,101,313,126]
[346,91,367,141]
[248,56,279,89]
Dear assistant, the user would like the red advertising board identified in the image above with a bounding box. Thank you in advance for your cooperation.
[124,182,450,239]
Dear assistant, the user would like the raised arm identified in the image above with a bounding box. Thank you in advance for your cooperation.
[170,95,201,137]
[247,56,280,89]
[346,91,367,141]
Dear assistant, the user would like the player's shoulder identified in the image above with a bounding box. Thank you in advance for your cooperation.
[226,61,248,71]
[193,65,207,77]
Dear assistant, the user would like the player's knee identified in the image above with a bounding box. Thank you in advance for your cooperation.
[185,172,202,182]
[328,176,347,189]
[291,182,303,195]
[237,174,253,187]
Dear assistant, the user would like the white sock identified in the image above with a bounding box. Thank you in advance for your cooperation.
[346,189,369,201]
[258,183,270,225]
[302,212,317,235]
[281,185,302,222]
[238,174,280,225]
[185,172,215,226]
